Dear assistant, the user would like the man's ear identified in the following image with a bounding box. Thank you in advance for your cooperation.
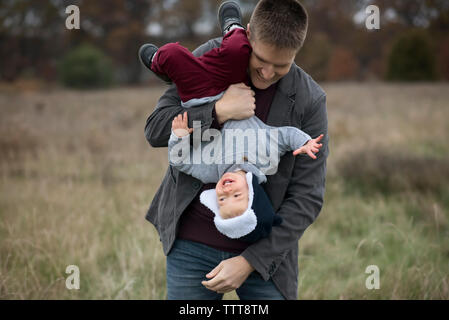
[246,23,251,40]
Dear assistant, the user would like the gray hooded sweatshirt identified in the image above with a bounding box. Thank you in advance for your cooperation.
[168,114,312,184]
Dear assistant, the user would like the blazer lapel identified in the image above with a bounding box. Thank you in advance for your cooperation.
[266,66,296,127]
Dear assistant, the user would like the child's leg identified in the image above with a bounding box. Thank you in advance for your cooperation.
[199,28,252,90]
[151,43,216,103]
[151,27,251,104]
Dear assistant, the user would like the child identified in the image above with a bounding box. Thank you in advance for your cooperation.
[169,112,322,243]
[139,1,323,242]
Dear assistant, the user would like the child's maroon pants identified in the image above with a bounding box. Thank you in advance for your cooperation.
[151,28,252,103]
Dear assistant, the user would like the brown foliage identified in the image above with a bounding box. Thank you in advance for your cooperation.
[2,0,449,83]
[438,35,449,80]
[326,47,360,81]
[296,32,332,81]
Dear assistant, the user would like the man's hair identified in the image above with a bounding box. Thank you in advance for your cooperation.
[249,0,308,51]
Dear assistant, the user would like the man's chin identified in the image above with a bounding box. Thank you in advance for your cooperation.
[251,76,275,90]
[252,80,272,90]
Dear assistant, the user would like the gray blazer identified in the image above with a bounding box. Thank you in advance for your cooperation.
[144,37,329,300]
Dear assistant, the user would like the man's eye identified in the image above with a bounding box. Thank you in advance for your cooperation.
[220,198,224,201]
[234,194,239,198]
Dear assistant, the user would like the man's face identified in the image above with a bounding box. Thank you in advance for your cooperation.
[246,24,297,90]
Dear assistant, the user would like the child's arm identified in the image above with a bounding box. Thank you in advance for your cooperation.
[168,112,220,183]
[275,126,323,160]
[171,112,193,138]
[293,134,324,160]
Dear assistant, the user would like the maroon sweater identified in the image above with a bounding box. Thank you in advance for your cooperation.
[177,82,279,253]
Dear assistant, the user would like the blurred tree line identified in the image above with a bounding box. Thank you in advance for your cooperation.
[1,0,448,87]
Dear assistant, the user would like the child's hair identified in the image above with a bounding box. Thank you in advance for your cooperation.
[249,0,308,51]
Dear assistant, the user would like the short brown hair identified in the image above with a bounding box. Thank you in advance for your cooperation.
[249,0,308,51]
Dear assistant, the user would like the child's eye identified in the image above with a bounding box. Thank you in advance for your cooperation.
[234,194,239,198]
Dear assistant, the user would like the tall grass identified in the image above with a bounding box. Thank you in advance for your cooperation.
[0,83,448,299]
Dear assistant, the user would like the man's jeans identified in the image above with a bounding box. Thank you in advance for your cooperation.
[166,239,285,300]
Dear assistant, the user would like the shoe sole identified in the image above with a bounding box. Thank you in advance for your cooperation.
[138,44,172,84]
[217,1,243,34]
[138,44,158,70]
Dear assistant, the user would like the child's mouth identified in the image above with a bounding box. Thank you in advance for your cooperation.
[223,179,234,186]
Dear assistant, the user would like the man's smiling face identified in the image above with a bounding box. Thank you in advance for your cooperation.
[246,24,297,90]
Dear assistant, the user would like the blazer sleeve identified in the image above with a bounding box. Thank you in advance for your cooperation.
[241,93,329,281]
[144,40,221,148]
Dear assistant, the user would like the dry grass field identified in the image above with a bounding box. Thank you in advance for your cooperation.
[0,82,448,299]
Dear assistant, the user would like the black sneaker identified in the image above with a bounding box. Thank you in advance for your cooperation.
[218,1,243,35]
[138,44,172,84]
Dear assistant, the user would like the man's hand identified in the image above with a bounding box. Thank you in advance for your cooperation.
[293,134,324,159]
[215,83,256,124]
[201,256,254,294]
[172,112,193,137]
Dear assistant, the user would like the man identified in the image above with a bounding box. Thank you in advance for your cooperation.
[144,0,329,300]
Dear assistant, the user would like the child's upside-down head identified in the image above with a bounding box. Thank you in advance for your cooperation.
[215,170,249,219]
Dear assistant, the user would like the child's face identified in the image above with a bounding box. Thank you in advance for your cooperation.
[215,171,249,219]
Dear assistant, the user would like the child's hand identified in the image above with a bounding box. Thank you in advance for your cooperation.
[293,134,324,159]
[172,111,193,137]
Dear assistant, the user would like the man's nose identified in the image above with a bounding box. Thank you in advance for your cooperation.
[260,65,274,80]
